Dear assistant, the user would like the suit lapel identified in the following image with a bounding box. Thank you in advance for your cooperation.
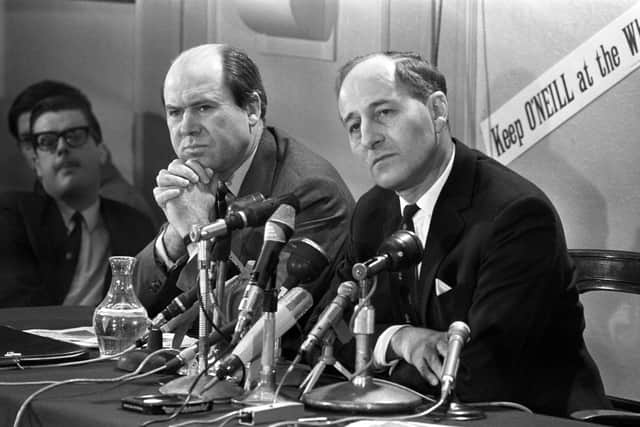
[20,193,68,304]
[237,128,281,199]
[417,140,476,326]
[232,128,286,264]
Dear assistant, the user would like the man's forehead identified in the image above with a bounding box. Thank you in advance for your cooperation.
[33,109,86,130]
[339,56,398,115]
[164,47,226,104]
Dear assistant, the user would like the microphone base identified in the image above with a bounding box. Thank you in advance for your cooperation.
[116,349,175,373]
[159,374,243,402]
[301,378,422,413]
[439,400,486,421]
[232,379,298,406]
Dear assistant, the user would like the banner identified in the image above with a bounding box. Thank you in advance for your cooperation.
[480,2,640,165]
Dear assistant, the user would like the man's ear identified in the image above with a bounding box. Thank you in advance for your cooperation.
[246,91,262,127]
[429,91,448,133]
[97,143,108,166]
[33,154,43,179]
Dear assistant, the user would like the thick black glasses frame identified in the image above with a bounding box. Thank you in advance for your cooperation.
[32,126,91,153]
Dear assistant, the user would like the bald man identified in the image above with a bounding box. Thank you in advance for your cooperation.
[134,44,353,344]
[325,51,608,416]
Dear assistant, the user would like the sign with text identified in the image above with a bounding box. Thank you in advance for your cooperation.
[480,2,640,165]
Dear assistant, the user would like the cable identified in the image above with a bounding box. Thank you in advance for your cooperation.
[168,410,241,427]
[266,394,447,427]
[140,354,222,427]
[432,0,444,67]
[348,278,377,332]
[12,364,165,427]
[468,400,533,413]
[481,0,493,154]
[272,353,302,404]
[193,272,232,344]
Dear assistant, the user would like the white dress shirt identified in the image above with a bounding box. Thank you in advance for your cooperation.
[58,199,110,307]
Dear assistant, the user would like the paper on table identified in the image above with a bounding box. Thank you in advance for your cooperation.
[25,327,197,349]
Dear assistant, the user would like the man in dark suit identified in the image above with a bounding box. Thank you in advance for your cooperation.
[134,44,354,332]
[0,95,155,307]
[330,51,608,416]
[6,80,155,222]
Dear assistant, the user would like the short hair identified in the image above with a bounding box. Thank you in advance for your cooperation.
[221,45,268,119]
[29,95,103,144]
[335,51,447,103]
[8,80,101,142]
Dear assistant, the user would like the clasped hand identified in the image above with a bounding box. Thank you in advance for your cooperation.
[153,158,216,237]
[389,326,449,386]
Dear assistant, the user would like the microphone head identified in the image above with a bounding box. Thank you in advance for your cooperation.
[377,230,424,271]
[267,203,296,240]
[285,238,330,285]
[229,192,266,212]
[448,321,471,343]
[242,193,299,228]
[274,192,301,213]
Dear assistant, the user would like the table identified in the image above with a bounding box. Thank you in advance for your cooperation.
[0,307,601,427]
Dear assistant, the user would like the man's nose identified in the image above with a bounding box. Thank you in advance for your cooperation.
[179,109,202,136]
[55,137,71,155]
[360,120,383,150]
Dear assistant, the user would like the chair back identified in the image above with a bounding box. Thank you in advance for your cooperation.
[570,249,640,408]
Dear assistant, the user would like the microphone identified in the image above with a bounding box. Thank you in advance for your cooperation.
[299,281,358,354]
[161,321,236,373]
[351,230,423,280]
[231,203,297,344]
[209,286,313,382]
[189,193,300,242]
[440,321,471,398]
[281,238,329,291]
[149,286,198,331]
[228,192,265,212]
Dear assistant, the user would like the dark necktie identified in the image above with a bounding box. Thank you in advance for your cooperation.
[402,204,420,232]
[60,212,83,295]
[396,204,420,323]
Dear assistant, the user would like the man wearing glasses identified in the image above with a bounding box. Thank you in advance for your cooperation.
[0,95,154,307]
[6,80,155,223]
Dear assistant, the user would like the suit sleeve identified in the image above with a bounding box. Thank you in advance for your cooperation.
[458,195,577,402]
[0,197,42,307]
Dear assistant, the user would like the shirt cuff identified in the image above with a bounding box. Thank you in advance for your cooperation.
[155,228,178,270]
[372,324,410,368]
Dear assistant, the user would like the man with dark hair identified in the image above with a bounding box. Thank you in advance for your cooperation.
[328,51,608,416]
[7,80,154,221]
[134,44,354,337]
[0,95,155,307]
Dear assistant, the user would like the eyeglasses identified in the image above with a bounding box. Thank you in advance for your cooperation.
[32,126,91,153]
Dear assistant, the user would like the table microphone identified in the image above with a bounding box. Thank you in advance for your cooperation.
[231,204,297,345]
[352,230,423,280]
[204,286,313,387]
[298,281,357,354]
[149,286,199,331]
[440,321,471,398]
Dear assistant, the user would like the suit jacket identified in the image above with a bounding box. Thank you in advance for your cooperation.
[135,127,354,323]
[0,191,155,307]
[332,140,608,416]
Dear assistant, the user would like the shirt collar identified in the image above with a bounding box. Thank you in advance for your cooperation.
[399,144,456,216]
[56,198,101,232]
[217,138,260,196]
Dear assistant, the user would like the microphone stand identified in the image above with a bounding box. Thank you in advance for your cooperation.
[234,271,295,405]
[302,274,422,413]
[159,227,242,402]
[299,330,352,395]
